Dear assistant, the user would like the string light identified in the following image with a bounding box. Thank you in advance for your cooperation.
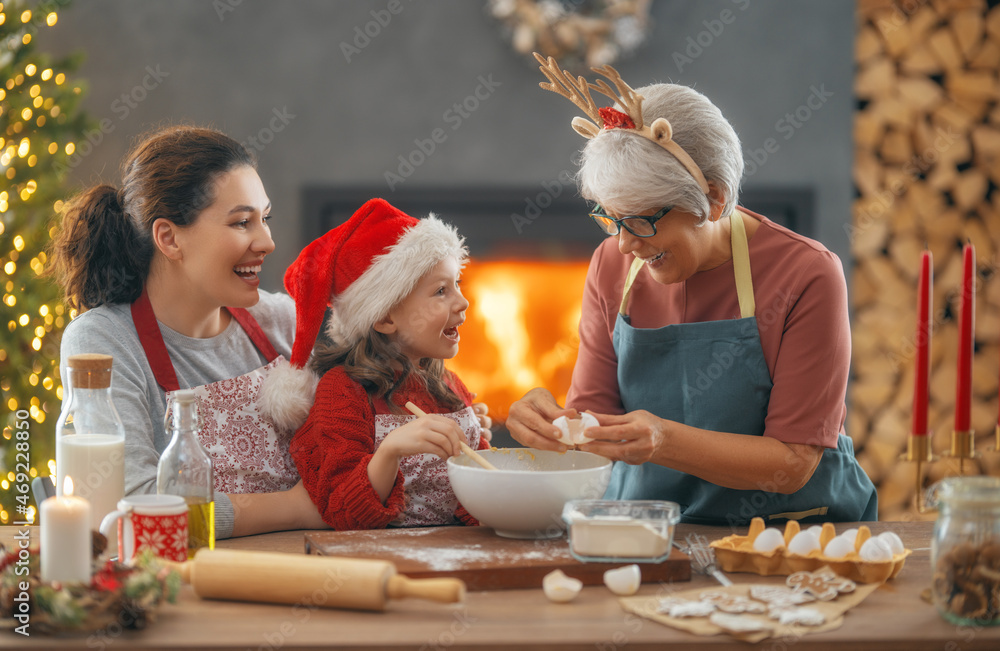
[1,3,79,523]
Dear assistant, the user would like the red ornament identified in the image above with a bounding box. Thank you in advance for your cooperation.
[0,551,19,574]
[90,560,133,592]
[599,107,636,130]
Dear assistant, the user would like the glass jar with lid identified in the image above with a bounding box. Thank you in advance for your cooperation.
[928,476,1000,626]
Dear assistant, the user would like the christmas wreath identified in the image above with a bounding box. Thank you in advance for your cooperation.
[0,532,180,635]
[488,0,652,69]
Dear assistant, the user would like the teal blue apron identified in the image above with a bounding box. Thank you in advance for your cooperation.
[606,211,877,526]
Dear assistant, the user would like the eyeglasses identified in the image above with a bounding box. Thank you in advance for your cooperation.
[588,205,673,238]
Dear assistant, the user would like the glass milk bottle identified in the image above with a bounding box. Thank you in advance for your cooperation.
[157,390,214,556]
[55,353,126,531]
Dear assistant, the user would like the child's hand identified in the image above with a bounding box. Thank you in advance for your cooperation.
[379,414,466,462]
[470,394,492,441]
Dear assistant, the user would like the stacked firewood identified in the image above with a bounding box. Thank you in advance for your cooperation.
[851,0,1000,521]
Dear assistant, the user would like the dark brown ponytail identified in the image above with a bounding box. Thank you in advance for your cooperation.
[49,126,256,311]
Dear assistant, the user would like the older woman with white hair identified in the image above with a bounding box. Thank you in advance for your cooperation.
[507,55,877,525]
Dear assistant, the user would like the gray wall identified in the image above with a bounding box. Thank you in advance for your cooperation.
[38,0,855,290]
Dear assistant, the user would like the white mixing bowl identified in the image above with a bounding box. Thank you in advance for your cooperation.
[448,448,612,539]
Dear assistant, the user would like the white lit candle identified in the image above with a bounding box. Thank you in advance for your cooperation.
[40,476,92,583]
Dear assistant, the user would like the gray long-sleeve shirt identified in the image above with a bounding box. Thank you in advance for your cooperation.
[58,290,296,539]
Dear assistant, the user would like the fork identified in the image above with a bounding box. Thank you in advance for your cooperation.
[674,532,733,586]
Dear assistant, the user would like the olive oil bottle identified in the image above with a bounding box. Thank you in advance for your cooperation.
[157,390,215,557]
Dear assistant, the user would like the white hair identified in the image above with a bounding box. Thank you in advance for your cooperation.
[577,83,744,224]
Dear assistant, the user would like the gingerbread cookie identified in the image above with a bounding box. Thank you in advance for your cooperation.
[749,585,816,608]
[662,600,717,618]
[768,605,827,627]
[699,589,767,614]
[709,611,773,633]
[787,568,857,601]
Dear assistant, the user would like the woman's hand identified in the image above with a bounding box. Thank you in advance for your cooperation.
[506,387,579,451]
[579,410,670,465]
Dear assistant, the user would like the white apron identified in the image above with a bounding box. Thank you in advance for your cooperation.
[132,288,300,494]
[373,406,481,526]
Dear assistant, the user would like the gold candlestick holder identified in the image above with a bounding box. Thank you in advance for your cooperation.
[942,429,978,475]
[900,433,936,513]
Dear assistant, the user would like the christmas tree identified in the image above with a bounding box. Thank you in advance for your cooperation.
[1,0,91,525]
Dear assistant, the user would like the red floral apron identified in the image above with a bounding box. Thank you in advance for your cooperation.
[131,288,300,494]
[373,407,481,526]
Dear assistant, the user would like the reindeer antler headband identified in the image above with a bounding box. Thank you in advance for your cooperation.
[533,52,711,195]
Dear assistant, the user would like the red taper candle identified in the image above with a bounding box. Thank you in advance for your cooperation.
[955,243,975,432]
[912,250,932,436]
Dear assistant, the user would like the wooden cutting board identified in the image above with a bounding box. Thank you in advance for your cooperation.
[305,526,690,591]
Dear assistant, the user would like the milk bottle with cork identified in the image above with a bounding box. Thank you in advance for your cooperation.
[55,353,126,531]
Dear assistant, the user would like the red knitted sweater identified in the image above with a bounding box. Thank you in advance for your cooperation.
[290,366,488,530]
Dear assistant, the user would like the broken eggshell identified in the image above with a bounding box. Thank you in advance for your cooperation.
[543,569,583,603]
[553,412,599,446]
[603,564,641,596]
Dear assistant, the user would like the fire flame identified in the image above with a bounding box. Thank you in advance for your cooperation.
[448,260,590,420]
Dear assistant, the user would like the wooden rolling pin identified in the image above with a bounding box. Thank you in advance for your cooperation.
[171,549,465,612]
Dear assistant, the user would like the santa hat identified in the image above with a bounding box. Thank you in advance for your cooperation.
[259,198,467,431]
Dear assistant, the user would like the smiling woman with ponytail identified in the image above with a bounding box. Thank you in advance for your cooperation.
[50,125,326,539]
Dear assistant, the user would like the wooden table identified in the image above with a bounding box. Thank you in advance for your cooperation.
[3,521,999,650]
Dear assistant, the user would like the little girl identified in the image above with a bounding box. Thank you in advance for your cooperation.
[261,198,490,530]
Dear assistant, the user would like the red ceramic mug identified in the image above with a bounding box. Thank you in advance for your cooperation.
[99,494,188,563]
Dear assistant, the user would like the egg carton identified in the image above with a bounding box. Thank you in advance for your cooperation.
[709,518,911,583]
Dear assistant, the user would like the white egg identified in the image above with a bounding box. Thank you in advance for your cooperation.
[603,564,641,596]
[859,536,894,562]
[752,527,786,553]
[822,534,857,559]
[553,413,599,446]
[806,525,823,537]
[787,529,821,556]
[840,528,859,545]
[877,531,905,555]
[543,569,583,603]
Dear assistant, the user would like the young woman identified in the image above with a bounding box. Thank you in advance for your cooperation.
[51,125,326,538]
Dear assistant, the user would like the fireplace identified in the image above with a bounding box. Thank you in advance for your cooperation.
[301,185,814,444]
